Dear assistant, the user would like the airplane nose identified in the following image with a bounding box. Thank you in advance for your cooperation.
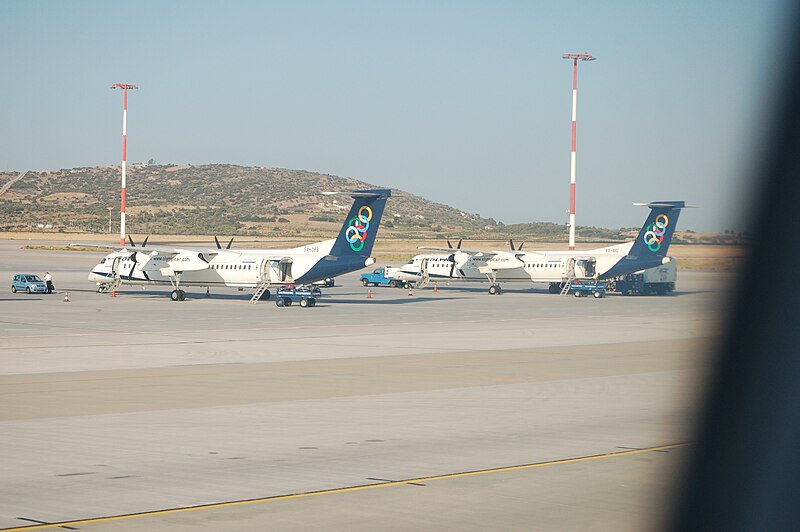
[88,271,102,282]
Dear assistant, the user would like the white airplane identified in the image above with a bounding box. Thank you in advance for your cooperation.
[392,201,688,294]
[75,189,391,301]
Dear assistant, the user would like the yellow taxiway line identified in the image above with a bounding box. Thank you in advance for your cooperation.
[2,442,688,531]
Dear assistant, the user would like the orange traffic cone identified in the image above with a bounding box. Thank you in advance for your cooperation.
[367,289,372,299]
[408,287,413,296]
[433,283,438,293]
[63,291,70,303]
[111,289,116,297]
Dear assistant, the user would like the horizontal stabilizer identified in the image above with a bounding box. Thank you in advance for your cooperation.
[633,201,699,209]
[322,189,392,199]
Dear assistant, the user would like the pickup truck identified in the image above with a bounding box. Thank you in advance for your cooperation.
[360,267,406,288]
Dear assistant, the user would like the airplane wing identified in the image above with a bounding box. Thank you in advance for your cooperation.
[417,247,500,258]
[70,243,223,256]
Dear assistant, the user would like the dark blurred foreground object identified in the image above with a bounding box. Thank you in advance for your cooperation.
[668,6,800,531]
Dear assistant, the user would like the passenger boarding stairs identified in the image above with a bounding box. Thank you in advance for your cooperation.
[560,279,572,296]
[250,281,271,303]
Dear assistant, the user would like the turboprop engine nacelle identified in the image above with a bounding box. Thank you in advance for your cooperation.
[141,251,210,274]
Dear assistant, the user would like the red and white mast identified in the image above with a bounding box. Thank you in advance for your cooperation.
[111,83,138,245]
[561,53,595,250]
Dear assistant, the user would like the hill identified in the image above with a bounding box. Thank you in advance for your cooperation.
[0,164,747,245]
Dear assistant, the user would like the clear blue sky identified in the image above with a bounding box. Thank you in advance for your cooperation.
[0,1,790,231]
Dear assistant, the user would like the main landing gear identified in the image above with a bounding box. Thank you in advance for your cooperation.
[169,272,187,302]
[170,289,186,301]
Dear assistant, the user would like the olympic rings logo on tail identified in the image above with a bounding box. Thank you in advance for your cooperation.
[643,214,669,252]
[345,205,373,252]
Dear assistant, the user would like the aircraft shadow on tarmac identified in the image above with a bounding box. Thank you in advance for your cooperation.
[85,290,460,304]
[323,296,460,305]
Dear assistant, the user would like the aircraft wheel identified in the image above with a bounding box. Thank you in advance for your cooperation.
[260,289,271,301]
[300,298,309,308]
[548,284,560,294]
[275,298,285,307]
[178,290,186,301]
[308,299,316,307]
[11,286,16,293]
[488,285,497,295]
[362,278,369,287]
[284,298,292,306]
[171,290,180,301]
[496,286,502,295]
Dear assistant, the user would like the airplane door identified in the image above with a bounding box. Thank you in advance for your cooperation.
[111,256,122,277]
[419,258,429,276]
[265,259,294,283]
[567,258,576,278]
[278,261,292,282]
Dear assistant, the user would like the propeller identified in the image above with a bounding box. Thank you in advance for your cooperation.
[447,253,457,278]
[446,238,463,250]
[127,235,136,248]
[215,236,235,250]
[141,236,149,248]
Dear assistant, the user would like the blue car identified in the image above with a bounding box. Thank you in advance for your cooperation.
[11,274,48,294]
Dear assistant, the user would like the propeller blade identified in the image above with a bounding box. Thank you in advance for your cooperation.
[128,235,136,248]
[446,238,453,249]
[227,238,234,250]
[509,239,516,251]
[456,239,462,250]
[142,236,149,248]
[214,236,222,249]
[519,242,524,250]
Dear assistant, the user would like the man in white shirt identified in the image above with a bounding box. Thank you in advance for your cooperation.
[44,271,53,294]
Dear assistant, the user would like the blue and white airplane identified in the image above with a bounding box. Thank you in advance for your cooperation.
[393,201,688,294]
[77,190,391,301]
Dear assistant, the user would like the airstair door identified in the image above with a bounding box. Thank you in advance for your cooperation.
[258,259,269,282]
[566,258,576,279]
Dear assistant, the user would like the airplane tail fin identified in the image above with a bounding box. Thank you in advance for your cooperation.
[629,201,685,259]
[329,189,392,259]
[600,201,687,279]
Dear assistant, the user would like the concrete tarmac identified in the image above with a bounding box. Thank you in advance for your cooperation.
[0,240,730,530]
